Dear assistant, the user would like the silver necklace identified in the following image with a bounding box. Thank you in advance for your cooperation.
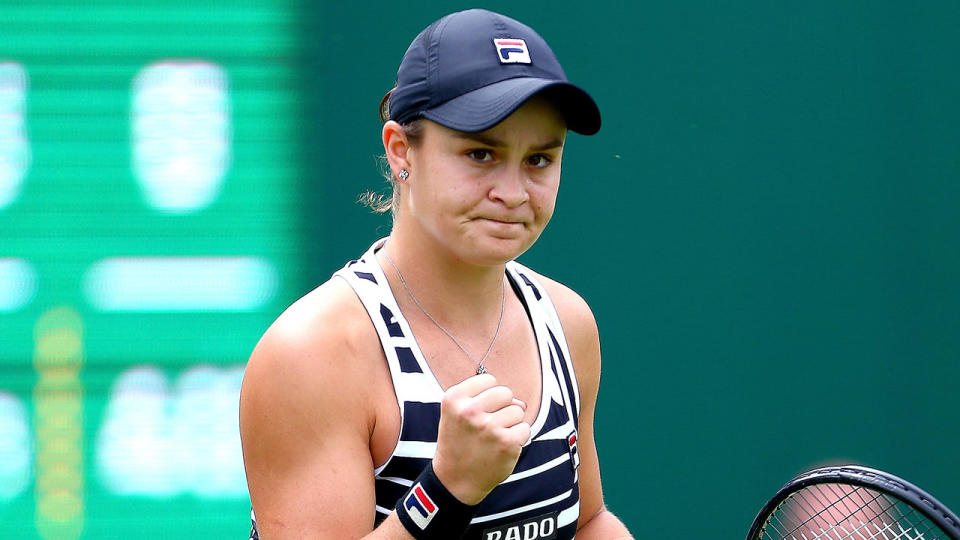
[383,251,505,375]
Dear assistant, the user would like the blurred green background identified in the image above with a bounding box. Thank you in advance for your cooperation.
[1,1,958,538]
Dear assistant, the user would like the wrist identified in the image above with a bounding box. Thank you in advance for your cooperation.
[430,456,487,505]
[395,462,480,539]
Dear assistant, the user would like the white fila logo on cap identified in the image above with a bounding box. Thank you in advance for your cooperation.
[493,38,531,64]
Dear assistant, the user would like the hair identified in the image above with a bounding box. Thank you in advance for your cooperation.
[360,88,425,215]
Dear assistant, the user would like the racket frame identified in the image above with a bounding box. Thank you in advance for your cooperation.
[746,465,960,540]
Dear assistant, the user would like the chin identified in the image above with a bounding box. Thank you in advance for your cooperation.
[468,235,537,264]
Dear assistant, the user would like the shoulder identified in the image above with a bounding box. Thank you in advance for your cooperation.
[240,275,384,443]
[513,265,601,385]
[248,276,376,377]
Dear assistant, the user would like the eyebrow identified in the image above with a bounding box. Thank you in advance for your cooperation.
[452,132,564,151]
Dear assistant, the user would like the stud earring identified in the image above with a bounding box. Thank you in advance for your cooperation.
[397,169,409,181]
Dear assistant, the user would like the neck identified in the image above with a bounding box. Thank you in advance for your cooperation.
[378,231,507,326]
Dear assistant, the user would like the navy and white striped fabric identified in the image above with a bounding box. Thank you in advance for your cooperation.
[344,239,582,539]
[250,239,582,539]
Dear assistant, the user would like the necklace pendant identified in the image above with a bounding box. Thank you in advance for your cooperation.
[476,365,487,375]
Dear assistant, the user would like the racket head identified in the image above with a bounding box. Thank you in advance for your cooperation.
[747,465,960,540]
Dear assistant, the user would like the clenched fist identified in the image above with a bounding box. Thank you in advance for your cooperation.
[431,374,531,505]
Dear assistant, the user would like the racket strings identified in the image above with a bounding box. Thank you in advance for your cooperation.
[762,484,945,539]
[771,484,887,538]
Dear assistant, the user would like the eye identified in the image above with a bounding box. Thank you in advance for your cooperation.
[467,149,494,162]
[526,154,553,169]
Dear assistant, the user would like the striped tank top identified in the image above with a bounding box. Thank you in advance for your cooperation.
[249,239,582,540]
[340,240,582,539]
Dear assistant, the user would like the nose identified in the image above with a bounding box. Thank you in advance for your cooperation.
[488,166,530,208]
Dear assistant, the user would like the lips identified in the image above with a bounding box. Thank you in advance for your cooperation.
[476,217,527,232]
[474,215,526,225]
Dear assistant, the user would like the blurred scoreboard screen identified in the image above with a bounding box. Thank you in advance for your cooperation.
[0,2,306,538]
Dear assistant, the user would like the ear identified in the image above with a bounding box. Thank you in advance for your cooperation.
[382,120,412,179]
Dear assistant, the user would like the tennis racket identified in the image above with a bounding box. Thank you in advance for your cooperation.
[746,465,960,540]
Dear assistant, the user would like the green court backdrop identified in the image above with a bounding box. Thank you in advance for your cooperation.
[1,1,957,538]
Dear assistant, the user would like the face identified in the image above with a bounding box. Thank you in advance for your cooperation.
[398,97,567,266]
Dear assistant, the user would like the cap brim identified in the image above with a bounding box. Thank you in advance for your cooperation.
[422,77,601,135]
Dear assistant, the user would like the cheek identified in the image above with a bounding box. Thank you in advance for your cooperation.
[531,177,560,220]
[531,189,557,225]
[419,159,476,209]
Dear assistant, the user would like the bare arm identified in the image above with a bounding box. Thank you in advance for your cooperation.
[542,278,634,539]
[240,279,530,539]
[240,280,408,538]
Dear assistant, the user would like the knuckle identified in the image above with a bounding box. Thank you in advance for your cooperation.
[442,397,469,419]
[475,414,493,432]
[492,435,512,453]
[441,391,458,409]
[457,400,478,419]
[515,423,531,442]
[503,437,523,456]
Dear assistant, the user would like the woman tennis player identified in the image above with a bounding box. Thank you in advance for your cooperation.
[240,9,633,539]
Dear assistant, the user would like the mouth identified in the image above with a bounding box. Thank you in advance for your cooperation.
[475,216,525,227]
[472,217,528,237]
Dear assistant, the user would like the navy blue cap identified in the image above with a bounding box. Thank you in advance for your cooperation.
[386,9,601,135]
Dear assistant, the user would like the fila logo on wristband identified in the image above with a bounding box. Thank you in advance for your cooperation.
[403,483,438,529]
[493,38,531,64]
